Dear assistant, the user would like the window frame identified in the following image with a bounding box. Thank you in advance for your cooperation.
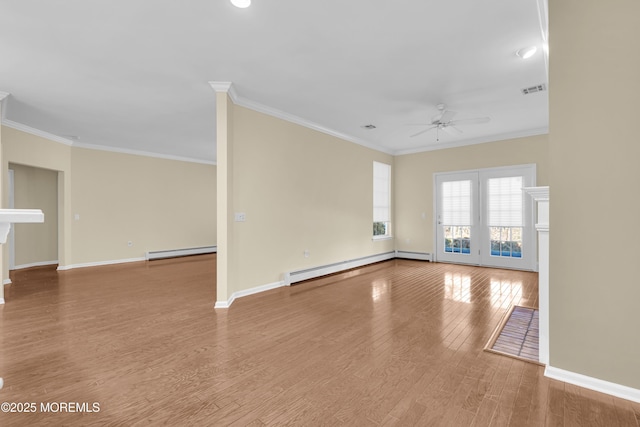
[373,161,392,240]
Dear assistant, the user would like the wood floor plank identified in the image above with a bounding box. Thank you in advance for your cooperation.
[1,256,639,426]
[472,397,499,426]
[612,395,640,426]
[546,381,566,426]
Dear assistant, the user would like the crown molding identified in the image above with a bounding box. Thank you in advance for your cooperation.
[235,96,395,155]
[209,81,232,92]
[393,127,549,156]
[2,119,75,146]
[209,81,239,105]
[209,82,394,155]
[209,81,234,94]
[209,82,546,157]
[0,91,10,120]
[523,186,549,202]
[1,119,216,165]
[72,141,216,165]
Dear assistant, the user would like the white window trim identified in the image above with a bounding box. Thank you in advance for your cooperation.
[373,161,392,238]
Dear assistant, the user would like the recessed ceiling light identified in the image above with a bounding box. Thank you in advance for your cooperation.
[516,46,537,59]
[230,0,251,8]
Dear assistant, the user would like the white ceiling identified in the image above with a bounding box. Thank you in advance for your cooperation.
[0,0,548,164]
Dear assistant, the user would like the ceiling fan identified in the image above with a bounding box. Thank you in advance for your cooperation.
[409,104,491,141]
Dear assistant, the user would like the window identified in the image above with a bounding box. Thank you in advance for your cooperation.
[373,161,391,238]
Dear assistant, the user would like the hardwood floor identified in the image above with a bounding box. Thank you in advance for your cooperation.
[0,255,638,426]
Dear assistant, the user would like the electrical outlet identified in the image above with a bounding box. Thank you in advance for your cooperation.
[303,250,310,258]
[127,241,133,247]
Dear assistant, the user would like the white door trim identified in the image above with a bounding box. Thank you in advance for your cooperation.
[8,169,15,271]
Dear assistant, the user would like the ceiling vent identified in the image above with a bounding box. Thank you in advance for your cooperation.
[522,84,546,95]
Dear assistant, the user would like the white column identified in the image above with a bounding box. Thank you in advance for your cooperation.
[209,82,235,308]
[524,186,549,365]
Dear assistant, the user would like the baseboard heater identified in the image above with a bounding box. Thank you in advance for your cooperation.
[284,251,396,286]
[145,246,217,261]
[394,250,433,262]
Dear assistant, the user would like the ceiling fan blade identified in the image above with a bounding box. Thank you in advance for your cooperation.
[438,110,457,124]
[450,116,491,126]
[410,126,436,137]
[442,125,463,135]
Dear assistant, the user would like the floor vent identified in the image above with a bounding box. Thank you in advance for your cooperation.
[485,305,541,364]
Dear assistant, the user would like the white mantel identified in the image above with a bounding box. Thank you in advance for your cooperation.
[523,186,549,365]
[0,209,45,244]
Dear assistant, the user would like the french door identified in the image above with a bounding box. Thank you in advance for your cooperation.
[435,165,536,270]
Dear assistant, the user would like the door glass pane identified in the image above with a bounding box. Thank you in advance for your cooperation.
[441,180,472,256]
[445,226,471,254]
[488,176,524,258]
[488,176,523,227]
[490,226,523,258]
[442,180,472,225]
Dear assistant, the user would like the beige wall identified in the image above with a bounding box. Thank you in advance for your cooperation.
[70,148,216,265]
[1,126,216,274]
[394,134,549,254]
[227,105,394,294]
[2,125,72,283]
[10,163,58,267]
[549,1,640,388]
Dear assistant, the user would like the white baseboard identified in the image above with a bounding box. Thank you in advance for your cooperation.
[284,251,396,285]
[545,365,640,403]
[0,298,4,304]
[214,298,234,309]
[11,260,58,270]
[146,246,216,261]
[215,280,285,309]
[3,279,11,285]
[395,250,432,261]
[222,251,426,308]
[57,257,146,271]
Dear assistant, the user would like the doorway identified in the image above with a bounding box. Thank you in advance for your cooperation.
[8,164,59,271]
[434,164,536,270]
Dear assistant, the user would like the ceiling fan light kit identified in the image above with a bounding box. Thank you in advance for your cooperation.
[409,104,490,141]
[230,0,251,8]
[516,46,537,59]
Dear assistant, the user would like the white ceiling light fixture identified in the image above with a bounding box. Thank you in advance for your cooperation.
[516,46,538,59]
[230,0,251,8]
